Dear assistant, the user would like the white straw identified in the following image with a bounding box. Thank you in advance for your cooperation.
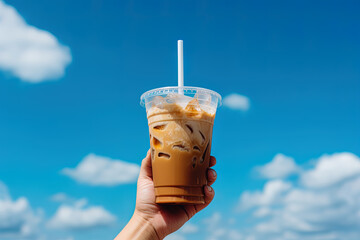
[178,40,184,94]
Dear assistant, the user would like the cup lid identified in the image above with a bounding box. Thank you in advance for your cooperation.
[140,86,222,108]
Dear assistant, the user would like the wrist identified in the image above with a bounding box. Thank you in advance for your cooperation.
[115,212,161,240]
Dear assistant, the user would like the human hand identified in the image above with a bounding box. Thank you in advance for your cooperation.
[133,149,217,239]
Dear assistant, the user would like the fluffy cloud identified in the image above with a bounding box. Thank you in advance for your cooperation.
[48,198,116,229]
[238,180,292,211]
[223,93,250,111]
[61,153,140,186]
[256,154,300,179]
[50,193,71,202]
[166,212,242,240]
[180,222,198,234]
[237,152,360,240]
[301,152,360,188]
[0,181,42,238]
[203,212,243,240]
[165,234,186,240]
[0,0,71,83]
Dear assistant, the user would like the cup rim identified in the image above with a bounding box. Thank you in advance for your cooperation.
[140,86,222,107]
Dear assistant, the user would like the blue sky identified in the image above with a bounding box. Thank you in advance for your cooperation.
[0,0,359,240]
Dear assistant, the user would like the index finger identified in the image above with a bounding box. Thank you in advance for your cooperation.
[209,156,216,167]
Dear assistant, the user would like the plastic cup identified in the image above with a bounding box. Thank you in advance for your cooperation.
[140,86,221,204]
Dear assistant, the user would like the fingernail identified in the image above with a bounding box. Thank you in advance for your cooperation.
[211,170,217,178]
[207,185,213,192]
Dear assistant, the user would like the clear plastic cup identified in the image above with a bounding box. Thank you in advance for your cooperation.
[140,86,221,204]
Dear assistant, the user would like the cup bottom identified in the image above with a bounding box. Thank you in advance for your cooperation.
[156,196,205,204]
[155,186,205,204]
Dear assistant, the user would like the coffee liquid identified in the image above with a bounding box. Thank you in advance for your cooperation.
[147,99,215,204]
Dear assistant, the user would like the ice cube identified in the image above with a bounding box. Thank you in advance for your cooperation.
[193,93,214,114]
[178,95,194,109]
[152,96,165,108]
[185,99,202,115]
[163,93,178,104]
[164,93,193,109]
[147,96,166,116]
[194,92,211,103]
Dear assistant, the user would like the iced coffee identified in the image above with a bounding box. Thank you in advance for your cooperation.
[141,87,221,204]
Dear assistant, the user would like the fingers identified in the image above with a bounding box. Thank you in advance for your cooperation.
[194,155,217,212]
[208,156,217,186]
[209,156,216,167]
[204,185,215,204]
[207,168,217,186]
[139,149,153,179]
[194,185,215,213]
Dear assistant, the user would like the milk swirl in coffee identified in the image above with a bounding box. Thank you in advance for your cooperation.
[146,95,216,204]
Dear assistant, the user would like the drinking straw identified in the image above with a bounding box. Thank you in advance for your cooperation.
[178,40,184,94]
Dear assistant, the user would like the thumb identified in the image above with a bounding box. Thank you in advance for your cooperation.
[139,149,153,179]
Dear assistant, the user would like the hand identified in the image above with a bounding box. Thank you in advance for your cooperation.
[134,149,217,239]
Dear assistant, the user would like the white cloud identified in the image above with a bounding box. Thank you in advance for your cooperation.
[228,230,243,240]
[0,0,71,83]
[235,152,360,240]
[301,152,360,188]
[203,212,221,224]
[223,93,250,111]
[180,222,198,234]
[238,180,292,211]
[51,193,71,202]
[202,212,244,240]
[48,198,116,229]
[253,207,272,218]
[164,234,186,240]
[61,153,140,186]
[257,153,300,179]
[0,181,42,238]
